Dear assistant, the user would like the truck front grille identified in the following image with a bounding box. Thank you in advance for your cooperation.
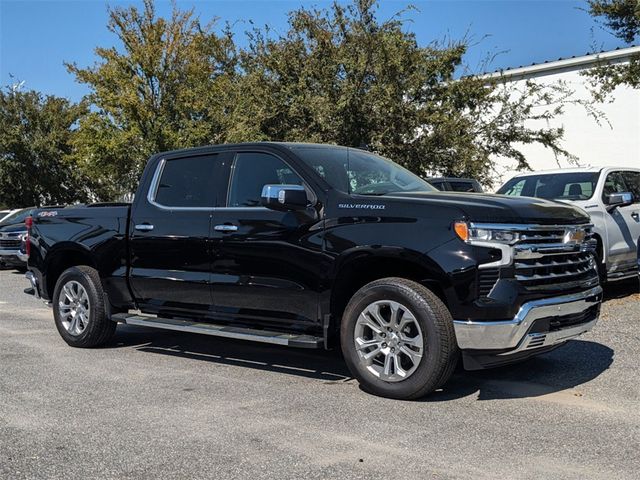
[512,225,598,291]
[0,239,21,249]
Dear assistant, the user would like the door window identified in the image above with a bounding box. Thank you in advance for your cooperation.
[228,152,304,207]
[153,154,228,208]
[500,178,526,196]
[429,181,447,191]
[621,171,640,203]
[601,171,629,202]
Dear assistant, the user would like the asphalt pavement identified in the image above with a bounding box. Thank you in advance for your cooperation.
[1,269,639,479]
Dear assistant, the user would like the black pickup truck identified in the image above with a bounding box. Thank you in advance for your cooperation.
[25,143,602,399]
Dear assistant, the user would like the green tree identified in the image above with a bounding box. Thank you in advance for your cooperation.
[67,0,238,199]
[585,0,640,98]
[69,0,589,191]
[231,0,584,183]
[0,84,88,207]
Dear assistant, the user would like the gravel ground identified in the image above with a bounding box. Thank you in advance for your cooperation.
[1,269,639,480]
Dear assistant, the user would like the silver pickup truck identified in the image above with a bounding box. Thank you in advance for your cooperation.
[498,167,640,282]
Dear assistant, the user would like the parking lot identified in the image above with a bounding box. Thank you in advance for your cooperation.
[0,269,638,480]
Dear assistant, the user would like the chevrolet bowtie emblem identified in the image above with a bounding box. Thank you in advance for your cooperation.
[563,227,586,244]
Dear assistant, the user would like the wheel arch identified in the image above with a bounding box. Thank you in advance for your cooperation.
[43,243,98,300]
[328,249,449,341]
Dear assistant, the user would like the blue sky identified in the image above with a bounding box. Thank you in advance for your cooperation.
[0,0,630,102]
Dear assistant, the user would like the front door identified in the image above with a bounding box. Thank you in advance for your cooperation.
[210,150,326,329]
[601,170,640,274]
[129,151,231,316]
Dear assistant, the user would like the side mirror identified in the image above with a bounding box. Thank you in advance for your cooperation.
[605,192,633,211]
[261,184,309,211]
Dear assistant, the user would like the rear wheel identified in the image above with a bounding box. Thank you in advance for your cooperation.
[52,266,116,347]
[341,278,458,400]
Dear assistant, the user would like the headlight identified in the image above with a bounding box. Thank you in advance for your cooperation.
[454,222,519,245]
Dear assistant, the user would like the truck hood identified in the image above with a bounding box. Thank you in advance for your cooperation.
[388,191,590,225]
[0,222,27,233]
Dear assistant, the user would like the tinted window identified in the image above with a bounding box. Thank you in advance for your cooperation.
[498,172,599,200]
[622,171,640,203]
[291,146,435,195]
[228,152,304,207]
[154,154,225,208]
[449,181,479,192]
[429,181,447,191]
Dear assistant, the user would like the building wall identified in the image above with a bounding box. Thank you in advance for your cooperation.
[490,58,640,191]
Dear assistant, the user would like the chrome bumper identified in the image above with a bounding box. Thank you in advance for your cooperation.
[453,286,602,354]
[0,248,27,262]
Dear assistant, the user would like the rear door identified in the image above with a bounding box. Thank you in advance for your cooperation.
[129,150,231,316]
[210,149,326,328]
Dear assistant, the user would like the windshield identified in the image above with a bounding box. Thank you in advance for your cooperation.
[497,172,600,201]
[0,208,34,226]
[290,146,435,195]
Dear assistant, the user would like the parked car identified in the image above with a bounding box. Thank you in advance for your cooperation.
[25,143,602,399]
[497,167,640,282]
[0,207,62,270]
[427,177,484,193]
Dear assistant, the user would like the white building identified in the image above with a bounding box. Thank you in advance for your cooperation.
[486,45,640,190]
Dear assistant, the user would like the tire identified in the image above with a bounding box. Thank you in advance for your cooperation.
[52,266,116,348]
[341,277,458,400]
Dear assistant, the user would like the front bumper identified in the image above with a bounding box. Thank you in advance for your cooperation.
[0,248,27,265]
[453,286,602,367]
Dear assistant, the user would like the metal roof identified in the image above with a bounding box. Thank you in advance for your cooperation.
[482,45,640,79]
[507,166,640,177]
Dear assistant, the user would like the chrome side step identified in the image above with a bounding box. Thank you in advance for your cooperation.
[607,270,637,282]
[112,313,323,349]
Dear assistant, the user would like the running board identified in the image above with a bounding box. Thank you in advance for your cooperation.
[112,313,323,349]
[607,270,637,282]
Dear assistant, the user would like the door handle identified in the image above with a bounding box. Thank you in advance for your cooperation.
[632,212,639,221]
[134,224,154,232]
[214,224,238,232]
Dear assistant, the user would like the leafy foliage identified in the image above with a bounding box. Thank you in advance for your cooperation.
[584,1,640,97]
[67,0,238,198]
[588,0,640,43]
[228,0,587,183]
[26,0,602,197]
[0,86,89,207]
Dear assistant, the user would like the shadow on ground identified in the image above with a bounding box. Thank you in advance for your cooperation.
[108,324,613,402]
[603,277,639,302]
[110,324,353,382]
[427,340,613,402]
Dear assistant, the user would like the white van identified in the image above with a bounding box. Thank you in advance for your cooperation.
[497,167,640,282]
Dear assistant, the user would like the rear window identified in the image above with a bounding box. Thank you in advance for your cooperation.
[153,154,225,208]
[497,172,600,201]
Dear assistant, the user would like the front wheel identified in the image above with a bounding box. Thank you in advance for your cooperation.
[341,278,458,400]
[52,266,116,347]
